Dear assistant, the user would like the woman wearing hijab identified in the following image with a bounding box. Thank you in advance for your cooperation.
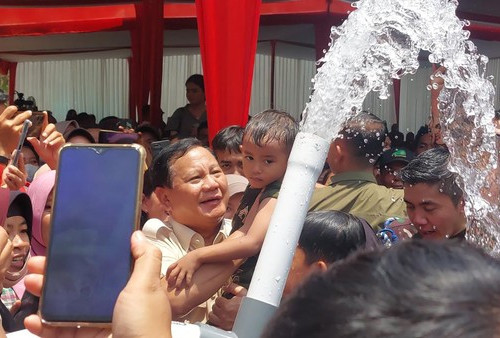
[2,192,32,308]
[0,191,39,332]
[27,170,56,256]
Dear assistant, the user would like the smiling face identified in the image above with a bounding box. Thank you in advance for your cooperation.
[404,182,466,239]
[4,216,30,273]
[240,137,289,189]
[158,147,228,231]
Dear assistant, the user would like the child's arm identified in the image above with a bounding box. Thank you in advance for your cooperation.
[167,197,277,288]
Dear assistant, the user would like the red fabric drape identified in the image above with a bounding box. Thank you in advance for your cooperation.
[131,0,163,126]
[195,0,261,142]
[393,79,400,124]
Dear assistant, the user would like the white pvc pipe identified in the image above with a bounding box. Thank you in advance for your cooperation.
[245,132,330,306]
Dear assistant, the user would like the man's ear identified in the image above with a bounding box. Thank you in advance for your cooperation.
[312,260,328,272]
[458,197,466,214]
[155,186,172,212]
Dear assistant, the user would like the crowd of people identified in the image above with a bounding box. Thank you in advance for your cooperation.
[0,70,499,338]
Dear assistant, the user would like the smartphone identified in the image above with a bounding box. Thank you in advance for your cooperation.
[11,119,32,167]
[27,111,45,138]
[13,110,44,138]
[40,144,146,327]
[151,139,171,159]
[98,130,139,144]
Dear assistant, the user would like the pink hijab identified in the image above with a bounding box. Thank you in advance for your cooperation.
[0,187,8,227]
[27,170,56,256]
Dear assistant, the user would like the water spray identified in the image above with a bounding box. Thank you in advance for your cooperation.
[181,0,499,336]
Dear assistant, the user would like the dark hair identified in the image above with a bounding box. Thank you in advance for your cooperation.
[339,111,386,165]
[66,128,96,143]
[212,125,244,154]
[400,147,463,205]
[98,116,120,131]
[136,124,160,142]
[22,140,39,165]
[243,109,298,153]
[151,138,202,189]
[263,240,500,338]
[186,74,205,92]
[299,211,366,265]
[495,109,500,120]
[415,125,430,146]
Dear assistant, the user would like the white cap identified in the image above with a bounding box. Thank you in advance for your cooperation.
[226,174,249,197]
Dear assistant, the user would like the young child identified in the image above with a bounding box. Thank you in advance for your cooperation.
[167,110,299,289]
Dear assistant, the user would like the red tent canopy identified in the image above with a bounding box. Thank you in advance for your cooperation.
[0,0,499,140]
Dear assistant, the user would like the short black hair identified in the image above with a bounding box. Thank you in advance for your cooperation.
[136,124,160,142]
[339,111,386,165]
[400,147,463,205]
[263,240,500,338]
[186,74,204,92]
[244,109,298,153]
[212,125,244,154]
[299,211,366,265]
[151,138,202,189]
[495,109,500,120]
[415,125,430,146]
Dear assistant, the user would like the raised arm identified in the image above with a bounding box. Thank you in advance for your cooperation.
[167,197,277,288]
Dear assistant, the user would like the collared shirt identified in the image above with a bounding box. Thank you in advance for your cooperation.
[143,217,232,323]
[309,171,406,231]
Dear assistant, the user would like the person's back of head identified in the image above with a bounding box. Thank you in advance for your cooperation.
[264,240,500,338]
[244,109,299,154]
[212,125,244,154]
[98,116,120,131]
[400,147,463,205]
[299,211,367,264]
[338,111,386,167]
[151,138,202,189]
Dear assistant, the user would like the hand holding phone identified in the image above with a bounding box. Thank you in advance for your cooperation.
[0,106,31,156]
[99,130,139,144]
[40,144,145,327]
[25,232,172,338]
[27,114,65,170]
[1,150,26,190]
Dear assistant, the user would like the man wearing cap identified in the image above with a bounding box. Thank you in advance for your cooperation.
[375,147,415,189]
[224,174,248,219]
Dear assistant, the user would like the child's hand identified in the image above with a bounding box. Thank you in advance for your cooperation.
[1,151,27,190]
[166,252,202,289]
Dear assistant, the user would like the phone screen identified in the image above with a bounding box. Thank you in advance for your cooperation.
[27,111,45,138]
[41,145,144,324]
[98,130,139,144]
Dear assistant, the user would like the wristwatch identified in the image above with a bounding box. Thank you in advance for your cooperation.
[0,155,9,165]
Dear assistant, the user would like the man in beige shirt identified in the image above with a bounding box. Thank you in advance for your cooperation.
[144,138,237,323]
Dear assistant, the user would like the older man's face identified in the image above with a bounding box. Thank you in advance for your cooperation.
[163,146,228,230]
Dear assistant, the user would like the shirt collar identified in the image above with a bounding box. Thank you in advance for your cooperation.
[170,218,229,252]
[330,171,377,185]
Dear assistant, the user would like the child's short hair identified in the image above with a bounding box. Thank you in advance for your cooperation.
[244,109,299,152]
[212,125,244,154]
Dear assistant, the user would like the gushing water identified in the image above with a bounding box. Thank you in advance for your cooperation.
[300,0,499,251]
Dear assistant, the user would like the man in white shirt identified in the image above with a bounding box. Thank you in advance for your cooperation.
[143,138,237,323]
